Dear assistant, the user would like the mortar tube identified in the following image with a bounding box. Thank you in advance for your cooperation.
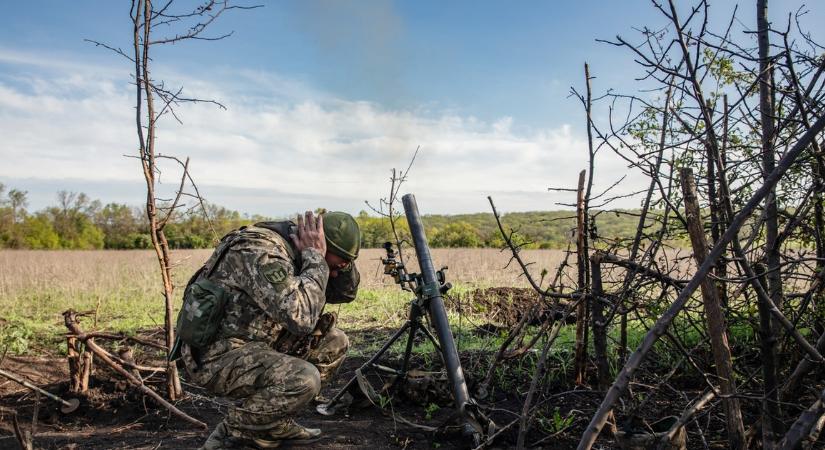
[402,194,472,415]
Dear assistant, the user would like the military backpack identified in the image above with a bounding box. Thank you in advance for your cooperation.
[169,230,244,360]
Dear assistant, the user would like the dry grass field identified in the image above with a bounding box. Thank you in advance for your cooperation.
[0,248,570,351]
[0,248,569,295]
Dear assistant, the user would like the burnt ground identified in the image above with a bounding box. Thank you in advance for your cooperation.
[1,287,824,449]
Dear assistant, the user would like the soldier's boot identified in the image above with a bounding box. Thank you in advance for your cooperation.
[251,420,322,448]
[199,421,257,450]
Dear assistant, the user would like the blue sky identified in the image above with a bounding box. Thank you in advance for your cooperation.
[2,1,668,128]
[1,1,822,216]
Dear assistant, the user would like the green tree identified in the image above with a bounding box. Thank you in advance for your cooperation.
[22,215,60,249]
[8,189,28,225]
[430,221,482,248]
[357,213,394,247]
[355,211,410,248]
[0,187,28,247]
[0,182,11,247]
[95,203,142,249]
[46,191,105,249]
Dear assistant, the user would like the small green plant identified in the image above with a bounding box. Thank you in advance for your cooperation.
[425,402,440,420]
[377,393,392,410]
[538,408,575,434]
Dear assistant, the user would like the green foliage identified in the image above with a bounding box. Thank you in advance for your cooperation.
[96,203,140,248]
[356,211,411,247]
[130,233,154,249]
[703,48,753,87]
[430,221,482,247]
[0,320,33,355]
[537,408,575,434]
[22,215,60,249]
[377,393,392,410]
[424,402,440,419]
[41,192,105,249]
[0,186,259,250]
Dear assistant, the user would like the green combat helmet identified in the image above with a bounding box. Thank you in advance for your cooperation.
[322,211,360,261]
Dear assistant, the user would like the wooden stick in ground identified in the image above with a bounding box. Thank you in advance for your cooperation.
[576,107,825,450]
[756,1,784,441]
[66,336,81,393]
[62,310,206,429]
[589,255,616,437]
[80,348,93,392]
[574,169,588,385]
[589,255,610,391]
[680,168,746,450]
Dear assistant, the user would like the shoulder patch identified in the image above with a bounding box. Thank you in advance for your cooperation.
[263,262,290,288]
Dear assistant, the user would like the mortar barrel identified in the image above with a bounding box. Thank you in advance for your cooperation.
[402,193,471,414]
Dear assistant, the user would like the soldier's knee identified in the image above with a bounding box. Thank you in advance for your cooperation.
[292,359,321,402]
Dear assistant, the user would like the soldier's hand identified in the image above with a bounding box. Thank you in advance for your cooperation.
[290,211,327,255]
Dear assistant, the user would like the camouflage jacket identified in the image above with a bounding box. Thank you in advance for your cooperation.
[195,223,358,345]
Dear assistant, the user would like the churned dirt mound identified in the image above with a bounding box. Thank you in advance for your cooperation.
[457,287,576,328]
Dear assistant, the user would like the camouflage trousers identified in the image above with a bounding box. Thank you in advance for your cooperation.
[183,327,348,436]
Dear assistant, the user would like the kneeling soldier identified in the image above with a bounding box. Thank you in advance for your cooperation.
[172,210,360,449]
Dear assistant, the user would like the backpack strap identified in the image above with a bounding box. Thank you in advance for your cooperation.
[184,228,246,288]
[254,221,302,267]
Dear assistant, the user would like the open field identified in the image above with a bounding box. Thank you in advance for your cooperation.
[0,248,573,353]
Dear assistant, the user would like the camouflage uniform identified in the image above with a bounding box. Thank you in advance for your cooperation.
[181,223,358,446]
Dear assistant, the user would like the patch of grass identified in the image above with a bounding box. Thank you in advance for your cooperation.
[336,287,411,330]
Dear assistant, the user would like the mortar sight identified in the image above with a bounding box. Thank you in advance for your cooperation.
[381,241,406,284]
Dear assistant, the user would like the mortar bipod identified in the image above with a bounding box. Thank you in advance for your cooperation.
[317,193,494,445]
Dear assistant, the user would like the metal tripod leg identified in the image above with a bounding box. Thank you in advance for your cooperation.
[317,320,413,415]
[398,301,427,378]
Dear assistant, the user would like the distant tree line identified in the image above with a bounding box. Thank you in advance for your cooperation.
[0,183,255,250]
[0,183,646,250]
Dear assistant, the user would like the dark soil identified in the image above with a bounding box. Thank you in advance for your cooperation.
[0,340,732,450]
[0,351,473,450]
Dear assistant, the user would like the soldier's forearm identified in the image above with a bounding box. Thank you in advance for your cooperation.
[279,248,329,335]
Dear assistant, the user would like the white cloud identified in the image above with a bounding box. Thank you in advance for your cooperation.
[0,49,647,216]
